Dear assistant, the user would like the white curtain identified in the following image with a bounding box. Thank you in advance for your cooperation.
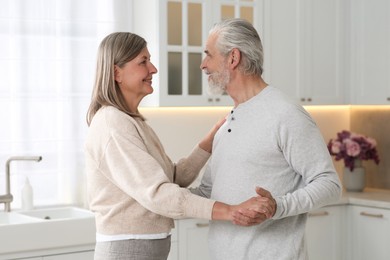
[0,0,133,209]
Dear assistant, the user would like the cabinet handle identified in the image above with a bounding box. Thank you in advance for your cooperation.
[215,98,220,102]
[196,223,209,228]
[308,211,329,217]
[207,98,213,102]
[387,97,390,101]
[300,98,306,102]
[360,212,384,218]
[307,98,312,102]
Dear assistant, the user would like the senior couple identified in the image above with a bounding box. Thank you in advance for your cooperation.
[85,18,342,260]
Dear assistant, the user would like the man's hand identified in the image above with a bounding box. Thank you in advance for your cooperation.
[231,187,276,226]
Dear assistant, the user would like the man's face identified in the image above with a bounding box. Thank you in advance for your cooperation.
[200,34,230,95]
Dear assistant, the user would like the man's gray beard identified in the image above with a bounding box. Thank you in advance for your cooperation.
[206,70,229,96]
[207,82,226,96]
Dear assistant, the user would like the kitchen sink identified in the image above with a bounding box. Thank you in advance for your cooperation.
[0,207,96,258]
[0,211,41,225]
[18,206,94,220]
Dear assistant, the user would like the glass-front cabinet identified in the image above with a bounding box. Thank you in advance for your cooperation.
[158,0,259,107]
[135,0,390,107]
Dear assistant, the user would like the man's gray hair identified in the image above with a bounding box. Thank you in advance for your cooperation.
[209,18,264,77]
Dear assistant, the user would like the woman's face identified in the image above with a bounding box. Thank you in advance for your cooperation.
[115,47,158,102]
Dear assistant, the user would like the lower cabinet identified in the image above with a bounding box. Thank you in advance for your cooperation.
[177,219,210,260]
[348,205,390,260]
[169,204,390,260]
[305,205,346,260]
[172,208,345,260]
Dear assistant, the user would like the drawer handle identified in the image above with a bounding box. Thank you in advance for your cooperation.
[196,223,209,228]
[360,212,384,218]
[308,211,329,217]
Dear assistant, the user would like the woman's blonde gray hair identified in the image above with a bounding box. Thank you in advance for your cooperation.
[209,18,264,77]
[86,32,146,126]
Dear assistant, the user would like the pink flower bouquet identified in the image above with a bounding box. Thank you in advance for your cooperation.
[328,130,380,171]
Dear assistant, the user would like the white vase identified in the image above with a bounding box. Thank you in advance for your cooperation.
[343,159,365,192]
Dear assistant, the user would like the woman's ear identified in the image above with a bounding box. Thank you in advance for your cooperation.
[114,65,122,84]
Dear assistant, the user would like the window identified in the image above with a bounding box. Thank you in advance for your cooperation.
[0,0,132,209]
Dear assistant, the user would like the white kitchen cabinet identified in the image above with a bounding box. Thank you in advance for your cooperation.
[349,0,390,104]
[136,0,390,107]
[157,0,347,107]
[140,0,260,107]
[348,205,390,260]
[262,0,347,105]
[305,205,346,260]
[168,241,178,260]
[177,218,210,260]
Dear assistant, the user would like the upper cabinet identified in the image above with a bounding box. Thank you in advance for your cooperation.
[262,0,347,105]
[156,0,259,107]
[136,0,390,107]
[349,0,390,105]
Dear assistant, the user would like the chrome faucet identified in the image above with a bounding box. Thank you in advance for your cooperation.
[0,156,42,212]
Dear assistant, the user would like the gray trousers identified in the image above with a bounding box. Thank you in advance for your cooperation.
[94,236,171,260]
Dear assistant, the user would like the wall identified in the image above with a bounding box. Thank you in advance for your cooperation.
[141,106,390,190]
[140,106,351,188]
[351,106,390,189]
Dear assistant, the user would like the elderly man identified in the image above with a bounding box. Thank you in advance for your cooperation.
[191,18,342,260]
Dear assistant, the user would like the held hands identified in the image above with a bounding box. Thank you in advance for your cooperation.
[231,187,277,226]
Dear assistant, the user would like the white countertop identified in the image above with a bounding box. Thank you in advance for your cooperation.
[334,188,390,209]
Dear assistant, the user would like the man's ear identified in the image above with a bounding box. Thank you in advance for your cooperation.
[230,48,241,68]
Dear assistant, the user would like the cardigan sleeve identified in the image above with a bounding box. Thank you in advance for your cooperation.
[189,162,213,199]
[96,119,215,220]
[173,145,211,187]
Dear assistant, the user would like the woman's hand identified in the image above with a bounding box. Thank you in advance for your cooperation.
[198,117,226,153]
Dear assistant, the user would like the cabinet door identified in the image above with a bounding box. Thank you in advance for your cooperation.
[349,206,390,260]
[168,241,178,260]
[350,0,390,104]
[305,206,345,260]
[262,0,302,103]
[263,0,346,105]
[178,219,210,260]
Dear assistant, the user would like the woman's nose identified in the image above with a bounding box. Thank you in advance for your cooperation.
[150,63,158,74]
